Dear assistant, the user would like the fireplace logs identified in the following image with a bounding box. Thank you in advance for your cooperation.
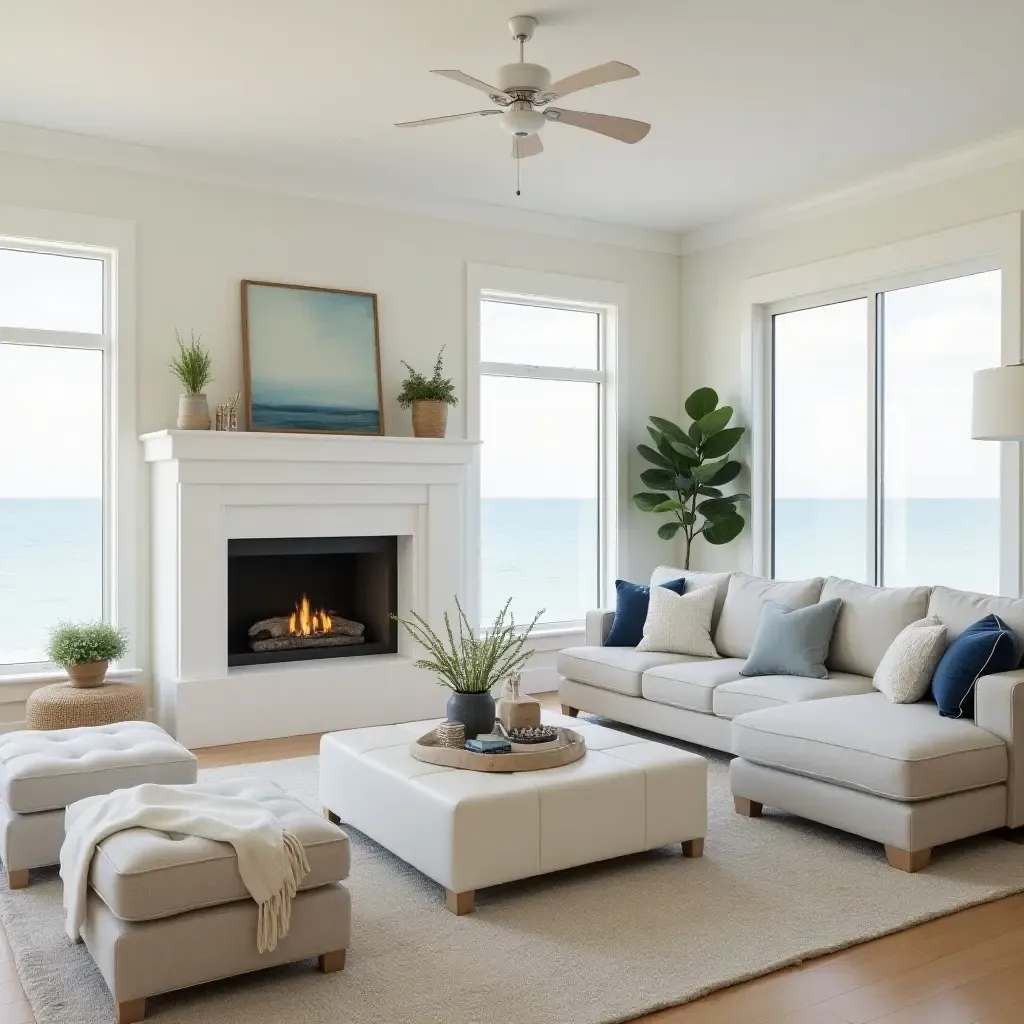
[247,595,366,654]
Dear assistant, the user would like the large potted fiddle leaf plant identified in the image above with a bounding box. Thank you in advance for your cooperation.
[633,387,748,570]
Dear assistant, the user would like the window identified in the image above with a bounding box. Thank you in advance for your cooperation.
[478,295,614,629]
[0,244,111,668]
[770,269,1002,592]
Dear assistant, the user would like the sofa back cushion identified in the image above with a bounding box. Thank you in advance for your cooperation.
[928,586,1024,650]
[713,573,824,659]
[649,566,732,631]
[822,577,931,677]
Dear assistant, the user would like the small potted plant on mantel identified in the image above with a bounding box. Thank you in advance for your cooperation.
[46,621,128,688]
[397,347,458,438]
[170,329,214,430]
[395,598,542,738]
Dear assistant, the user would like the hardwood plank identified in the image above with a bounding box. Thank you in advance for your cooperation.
[193,732,322,768]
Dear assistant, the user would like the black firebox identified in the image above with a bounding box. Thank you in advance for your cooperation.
[226,535,398,668]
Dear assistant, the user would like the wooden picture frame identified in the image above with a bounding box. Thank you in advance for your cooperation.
[241,279,385,435]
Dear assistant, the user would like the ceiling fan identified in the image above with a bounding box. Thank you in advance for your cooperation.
[395,15,650,161]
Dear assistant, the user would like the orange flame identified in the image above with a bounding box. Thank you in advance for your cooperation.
[287,594,332,636]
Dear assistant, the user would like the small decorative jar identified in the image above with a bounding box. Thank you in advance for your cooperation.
[436,720,466,749]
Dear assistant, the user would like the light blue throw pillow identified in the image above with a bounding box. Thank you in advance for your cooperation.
[740,599,843,679]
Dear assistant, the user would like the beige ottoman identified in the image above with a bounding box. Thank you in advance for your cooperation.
[26,682,148,730]
[0,722,197,888]
[72,778,352,1023]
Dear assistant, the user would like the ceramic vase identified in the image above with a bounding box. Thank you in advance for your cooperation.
[66,659,108,688]
[445,691,495,740]
[177,393,211,430]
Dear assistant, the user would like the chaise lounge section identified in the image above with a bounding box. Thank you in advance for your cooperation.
[558,569,1024,870]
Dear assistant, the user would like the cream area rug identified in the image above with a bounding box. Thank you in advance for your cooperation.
[4,728,1024,1024]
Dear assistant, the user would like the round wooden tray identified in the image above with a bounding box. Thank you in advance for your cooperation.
[410,726,586,773]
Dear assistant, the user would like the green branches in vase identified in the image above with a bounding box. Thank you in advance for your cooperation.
[394,597,543,738]
[633,387,748,569]
[170,330,214,430]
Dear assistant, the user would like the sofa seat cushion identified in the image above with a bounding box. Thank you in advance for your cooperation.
[556,646,695,697]
[641,658,746,713]
[0,722,197,815]
[714,673,874,719]
[822,577,932,677]
[67,778,350,922]
[731,692,1008,801]
[713,573,824,659]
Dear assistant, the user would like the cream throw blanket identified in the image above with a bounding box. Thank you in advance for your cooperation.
[60,783,310,953]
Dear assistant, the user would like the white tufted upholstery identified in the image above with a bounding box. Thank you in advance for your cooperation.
[66,778,350,921]
[0,722,196,815]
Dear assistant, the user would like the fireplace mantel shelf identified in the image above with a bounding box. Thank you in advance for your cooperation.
[141,429,479,465]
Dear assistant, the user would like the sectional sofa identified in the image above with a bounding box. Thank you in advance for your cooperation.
[557,568,1024,871]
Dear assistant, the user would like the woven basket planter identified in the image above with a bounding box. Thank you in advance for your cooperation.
[411,400,448,438]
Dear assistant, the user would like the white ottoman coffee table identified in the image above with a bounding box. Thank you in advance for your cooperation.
[319,713,707,914]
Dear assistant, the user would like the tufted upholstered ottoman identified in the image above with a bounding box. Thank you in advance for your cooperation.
[71,778,352,1024]
[0,721,196,888]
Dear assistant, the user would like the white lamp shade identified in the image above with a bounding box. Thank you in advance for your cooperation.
[972,364,1024,440]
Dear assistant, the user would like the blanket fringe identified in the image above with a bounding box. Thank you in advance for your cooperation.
[256,830,310,953]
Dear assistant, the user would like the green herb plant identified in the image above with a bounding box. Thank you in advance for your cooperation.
[169,330,214,395]
[46,622,128,666]
[397,347,458,408]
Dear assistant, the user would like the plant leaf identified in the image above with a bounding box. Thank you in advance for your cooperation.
[633,491,672,511]
[696,406,733,436]
[675,474,696,495]
[705,459,742,486]
[649,416,689,443]
[696,497,739,517]
[640,468,676,490]
[701,426,745,459]
[702,513,745,545]
[657,521,683,540]
[637,444,674,469]
[669,439,698,463]
[697,485,722,497]
[690,458,730,484]
[684,387,718,421]
[651,499,684,513]
[688,421,703,444]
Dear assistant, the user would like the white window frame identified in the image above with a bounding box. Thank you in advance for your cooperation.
[0,206,137,681]
[467,264,623,635]
[741,214,1023,595]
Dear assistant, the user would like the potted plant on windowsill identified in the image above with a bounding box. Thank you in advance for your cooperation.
[395,598,542,738]
[397,347,458,438]
[46,621,128,688]
[170,329,214,430]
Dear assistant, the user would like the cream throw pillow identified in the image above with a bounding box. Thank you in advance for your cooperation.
[637,584,719,658]
[873,615,947,704]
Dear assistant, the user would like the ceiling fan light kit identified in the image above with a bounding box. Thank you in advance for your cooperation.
[395,12,651,191]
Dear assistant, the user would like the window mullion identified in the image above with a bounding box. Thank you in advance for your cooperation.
[867,293,882,586]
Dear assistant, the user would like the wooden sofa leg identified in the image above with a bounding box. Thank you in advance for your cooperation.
[446,889,475,915]
[7,869,28,890]
[681,838,704,858]
[318,949,346,973]
[560,704,579,717]
[734,797,763,818]
[323,807,341,826]
[117,998,146,1024]
[885,845,931,872]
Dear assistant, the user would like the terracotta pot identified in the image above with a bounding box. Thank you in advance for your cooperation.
[177,393,211,430]
[66,659,109,688]
[411,400,448,438]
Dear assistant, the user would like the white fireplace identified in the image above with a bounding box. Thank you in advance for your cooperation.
[141,429,479,748]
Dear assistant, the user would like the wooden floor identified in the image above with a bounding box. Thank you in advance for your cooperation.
[2,705,1022,1024]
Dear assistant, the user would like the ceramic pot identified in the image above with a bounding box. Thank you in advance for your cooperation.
[66,659,109,688]
[411,400,448,438]
[445,691,495,740]
[177,393,211,430]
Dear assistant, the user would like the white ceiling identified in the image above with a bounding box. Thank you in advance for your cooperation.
[3,0,1024,234]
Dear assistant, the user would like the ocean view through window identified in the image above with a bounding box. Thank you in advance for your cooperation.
[0,245,108,667]
[478,295,610,628]
[771,269,1002,593]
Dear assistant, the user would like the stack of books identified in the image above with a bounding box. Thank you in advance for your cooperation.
[464,735,512,754]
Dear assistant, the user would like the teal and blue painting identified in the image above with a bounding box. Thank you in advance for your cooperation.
[243,281,383,434]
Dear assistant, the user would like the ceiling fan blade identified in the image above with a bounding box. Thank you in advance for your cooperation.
[512,134,543,159]
[431,69,510,101]
[545,107,650,143]
[395,110,502,128]
[542,61,639,101]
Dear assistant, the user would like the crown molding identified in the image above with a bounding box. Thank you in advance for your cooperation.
[0,120,681,256]
[678,129,1024,256]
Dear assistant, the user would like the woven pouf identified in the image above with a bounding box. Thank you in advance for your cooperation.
[26,682,147,731]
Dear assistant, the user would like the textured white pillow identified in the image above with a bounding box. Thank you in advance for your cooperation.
[637,585,719,658]
[873,615,947,704]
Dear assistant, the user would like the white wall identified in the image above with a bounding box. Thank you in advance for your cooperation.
[0,148,680,728]
[680,156,1024,573]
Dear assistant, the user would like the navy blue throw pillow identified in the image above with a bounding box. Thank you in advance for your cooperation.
[930,614,1021,719]
[604,577,687,647]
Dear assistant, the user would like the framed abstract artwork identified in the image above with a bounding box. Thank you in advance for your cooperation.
[241,280,384,434]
